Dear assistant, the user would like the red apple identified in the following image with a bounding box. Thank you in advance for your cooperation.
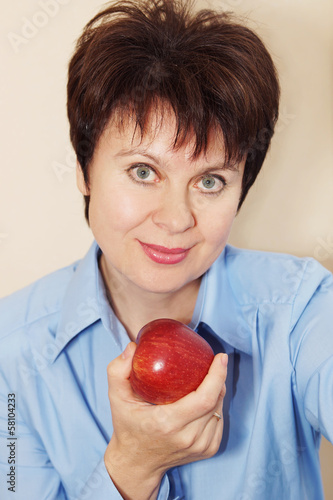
[129,318,214,404]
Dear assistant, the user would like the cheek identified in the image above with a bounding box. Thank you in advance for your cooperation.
[199,203,237,245]
[89,184,150,233]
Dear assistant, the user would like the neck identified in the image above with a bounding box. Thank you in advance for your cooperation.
[99,256,201,341]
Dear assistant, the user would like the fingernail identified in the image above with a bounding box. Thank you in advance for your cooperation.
[221,353,228,367]
[122,342,132,360]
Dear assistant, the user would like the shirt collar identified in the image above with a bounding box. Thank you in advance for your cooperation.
[192,247,254,356]
[51,242,253,362]
[51,241,115,362]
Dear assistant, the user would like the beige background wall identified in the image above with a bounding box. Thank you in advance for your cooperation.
[1,0,332,496]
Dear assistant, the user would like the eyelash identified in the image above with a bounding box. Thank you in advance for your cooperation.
[126,163,227,195]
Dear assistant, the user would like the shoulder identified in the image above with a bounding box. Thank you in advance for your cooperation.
[0,262,78,341]
[221,245,332,306]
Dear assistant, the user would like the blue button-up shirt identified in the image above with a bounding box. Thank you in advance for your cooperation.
[1,241,332,499]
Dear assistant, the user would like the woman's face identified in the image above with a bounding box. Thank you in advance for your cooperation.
[77,110,245,296]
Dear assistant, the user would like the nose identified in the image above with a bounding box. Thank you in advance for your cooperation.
[152,188,195,234]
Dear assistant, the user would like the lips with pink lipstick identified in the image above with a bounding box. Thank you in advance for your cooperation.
[138,241,191,264]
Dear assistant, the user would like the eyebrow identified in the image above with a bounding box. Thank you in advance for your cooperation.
[114,147,240,172]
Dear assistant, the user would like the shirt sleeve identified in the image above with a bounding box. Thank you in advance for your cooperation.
[0,394,172,500]
[291,267,333,443]
[76,458,172,499]
[0,392,67,500]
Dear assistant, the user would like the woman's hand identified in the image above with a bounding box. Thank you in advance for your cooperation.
[104,342,228,500]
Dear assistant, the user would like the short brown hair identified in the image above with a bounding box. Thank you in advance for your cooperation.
[67,0,280,222]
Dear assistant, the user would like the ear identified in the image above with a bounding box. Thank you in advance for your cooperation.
[76,162,90,195]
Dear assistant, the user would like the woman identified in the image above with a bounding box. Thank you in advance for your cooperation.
[0,1,332,499]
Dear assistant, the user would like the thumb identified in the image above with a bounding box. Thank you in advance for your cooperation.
[121,341,137,374]
[107,341,137,389]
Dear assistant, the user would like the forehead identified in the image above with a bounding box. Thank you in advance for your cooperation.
[100,104,228,164]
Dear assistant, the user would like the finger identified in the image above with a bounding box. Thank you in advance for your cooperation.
[173,353,228,421]
[197,352,228,404]
[204,411,225,457]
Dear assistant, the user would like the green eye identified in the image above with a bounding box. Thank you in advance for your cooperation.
[127,163,158,185]
[196,174,225,195]
[202,176,216,189]
[136,166,151,179]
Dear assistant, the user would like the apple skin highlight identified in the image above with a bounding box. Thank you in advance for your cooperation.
[130,318,214,404]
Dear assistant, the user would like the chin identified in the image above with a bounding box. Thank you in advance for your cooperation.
[134,271,197,295]
[139,279,188,295]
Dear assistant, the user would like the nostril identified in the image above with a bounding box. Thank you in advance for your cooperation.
[152,202,195,233]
